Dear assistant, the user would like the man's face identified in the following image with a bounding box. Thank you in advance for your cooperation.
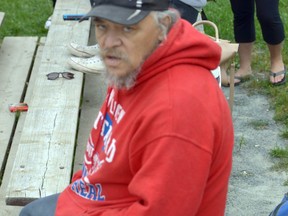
[94,13,163,88]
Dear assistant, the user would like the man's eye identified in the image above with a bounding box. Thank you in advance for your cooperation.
[123,26,133,32]
[96,24,106,30]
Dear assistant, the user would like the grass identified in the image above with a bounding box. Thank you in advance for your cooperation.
[238,135,247,152]
[0,0,53,42]
[249,120,269,130]
[270,146,288,159]
[270,146,288,182]
[0,0,287,165]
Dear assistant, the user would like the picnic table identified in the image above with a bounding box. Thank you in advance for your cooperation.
[0,0,106,214]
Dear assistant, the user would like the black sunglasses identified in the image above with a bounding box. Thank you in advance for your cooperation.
[46,72,74,80]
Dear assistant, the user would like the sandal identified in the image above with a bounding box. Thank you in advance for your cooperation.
[221,79,241,87]
[270,67,286,86]
[221,68,241,87]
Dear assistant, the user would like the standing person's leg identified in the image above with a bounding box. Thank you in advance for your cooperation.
[267,42,285,84]
[237,42,253,78]
[255,0,286,84]
[230,0,254,79]
[19,193,60,216]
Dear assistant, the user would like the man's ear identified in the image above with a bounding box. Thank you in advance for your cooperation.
[161,15,171,29]
[158,15,171,41]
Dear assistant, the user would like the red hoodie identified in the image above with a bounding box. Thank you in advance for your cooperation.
[55,19,234,216]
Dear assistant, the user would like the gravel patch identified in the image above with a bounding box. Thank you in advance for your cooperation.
[222,85,288,216]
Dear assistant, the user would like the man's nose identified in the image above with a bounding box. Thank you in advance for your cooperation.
[103,30,122,48]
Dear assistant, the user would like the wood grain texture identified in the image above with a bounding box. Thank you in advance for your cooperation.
[0,37,38,175]
[0,37,45,215]
[6,0,92,205]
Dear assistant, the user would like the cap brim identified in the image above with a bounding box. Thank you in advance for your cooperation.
[80,5,150,25]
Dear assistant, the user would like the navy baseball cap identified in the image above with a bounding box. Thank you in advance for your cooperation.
[80,0,170,25]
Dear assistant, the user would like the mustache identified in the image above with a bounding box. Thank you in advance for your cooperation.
[100,49,129,62]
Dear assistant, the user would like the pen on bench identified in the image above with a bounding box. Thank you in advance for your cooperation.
[63,14,89,21]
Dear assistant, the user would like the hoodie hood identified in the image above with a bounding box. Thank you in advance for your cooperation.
[135,18,221,86]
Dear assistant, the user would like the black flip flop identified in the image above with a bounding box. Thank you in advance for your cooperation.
[270,68,286,86]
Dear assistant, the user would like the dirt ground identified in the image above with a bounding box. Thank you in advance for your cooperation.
[223,84,288,216]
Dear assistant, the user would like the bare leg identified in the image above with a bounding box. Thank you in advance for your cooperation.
[220,61,241,86]
[235,43,253,78]
[268,42,285,83]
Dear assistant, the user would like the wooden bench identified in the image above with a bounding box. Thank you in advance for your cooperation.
[0,1,107,212]
[4,0,90,206]
[0,36,39,176]
[0,36,106,215]
[0,36,45,215]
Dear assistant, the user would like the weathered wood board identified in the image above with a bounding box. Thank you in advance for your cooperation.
[0,37,39,176]
[6,0,92,205]
[0,37,46,216]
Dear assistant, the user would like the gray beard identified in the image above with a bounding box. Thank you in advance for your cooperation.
[104,66,142,90]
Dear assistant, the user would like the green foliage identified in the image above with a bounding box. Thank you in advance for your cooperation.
[270,146,288,158]
[238,134,247,151]
[0,0,53,39]
[249,120,269,130]
[282,129,288,139]
[270,147,288,172]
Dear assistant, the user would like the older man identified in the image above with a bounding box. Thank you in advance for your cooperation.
[20,0,234,215]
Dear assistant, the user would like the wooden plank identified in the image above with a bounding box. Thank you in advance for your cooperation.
[0,37,46,215]
[6,0,91,205]
[0,36,39,177]
[0,12,4,27]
